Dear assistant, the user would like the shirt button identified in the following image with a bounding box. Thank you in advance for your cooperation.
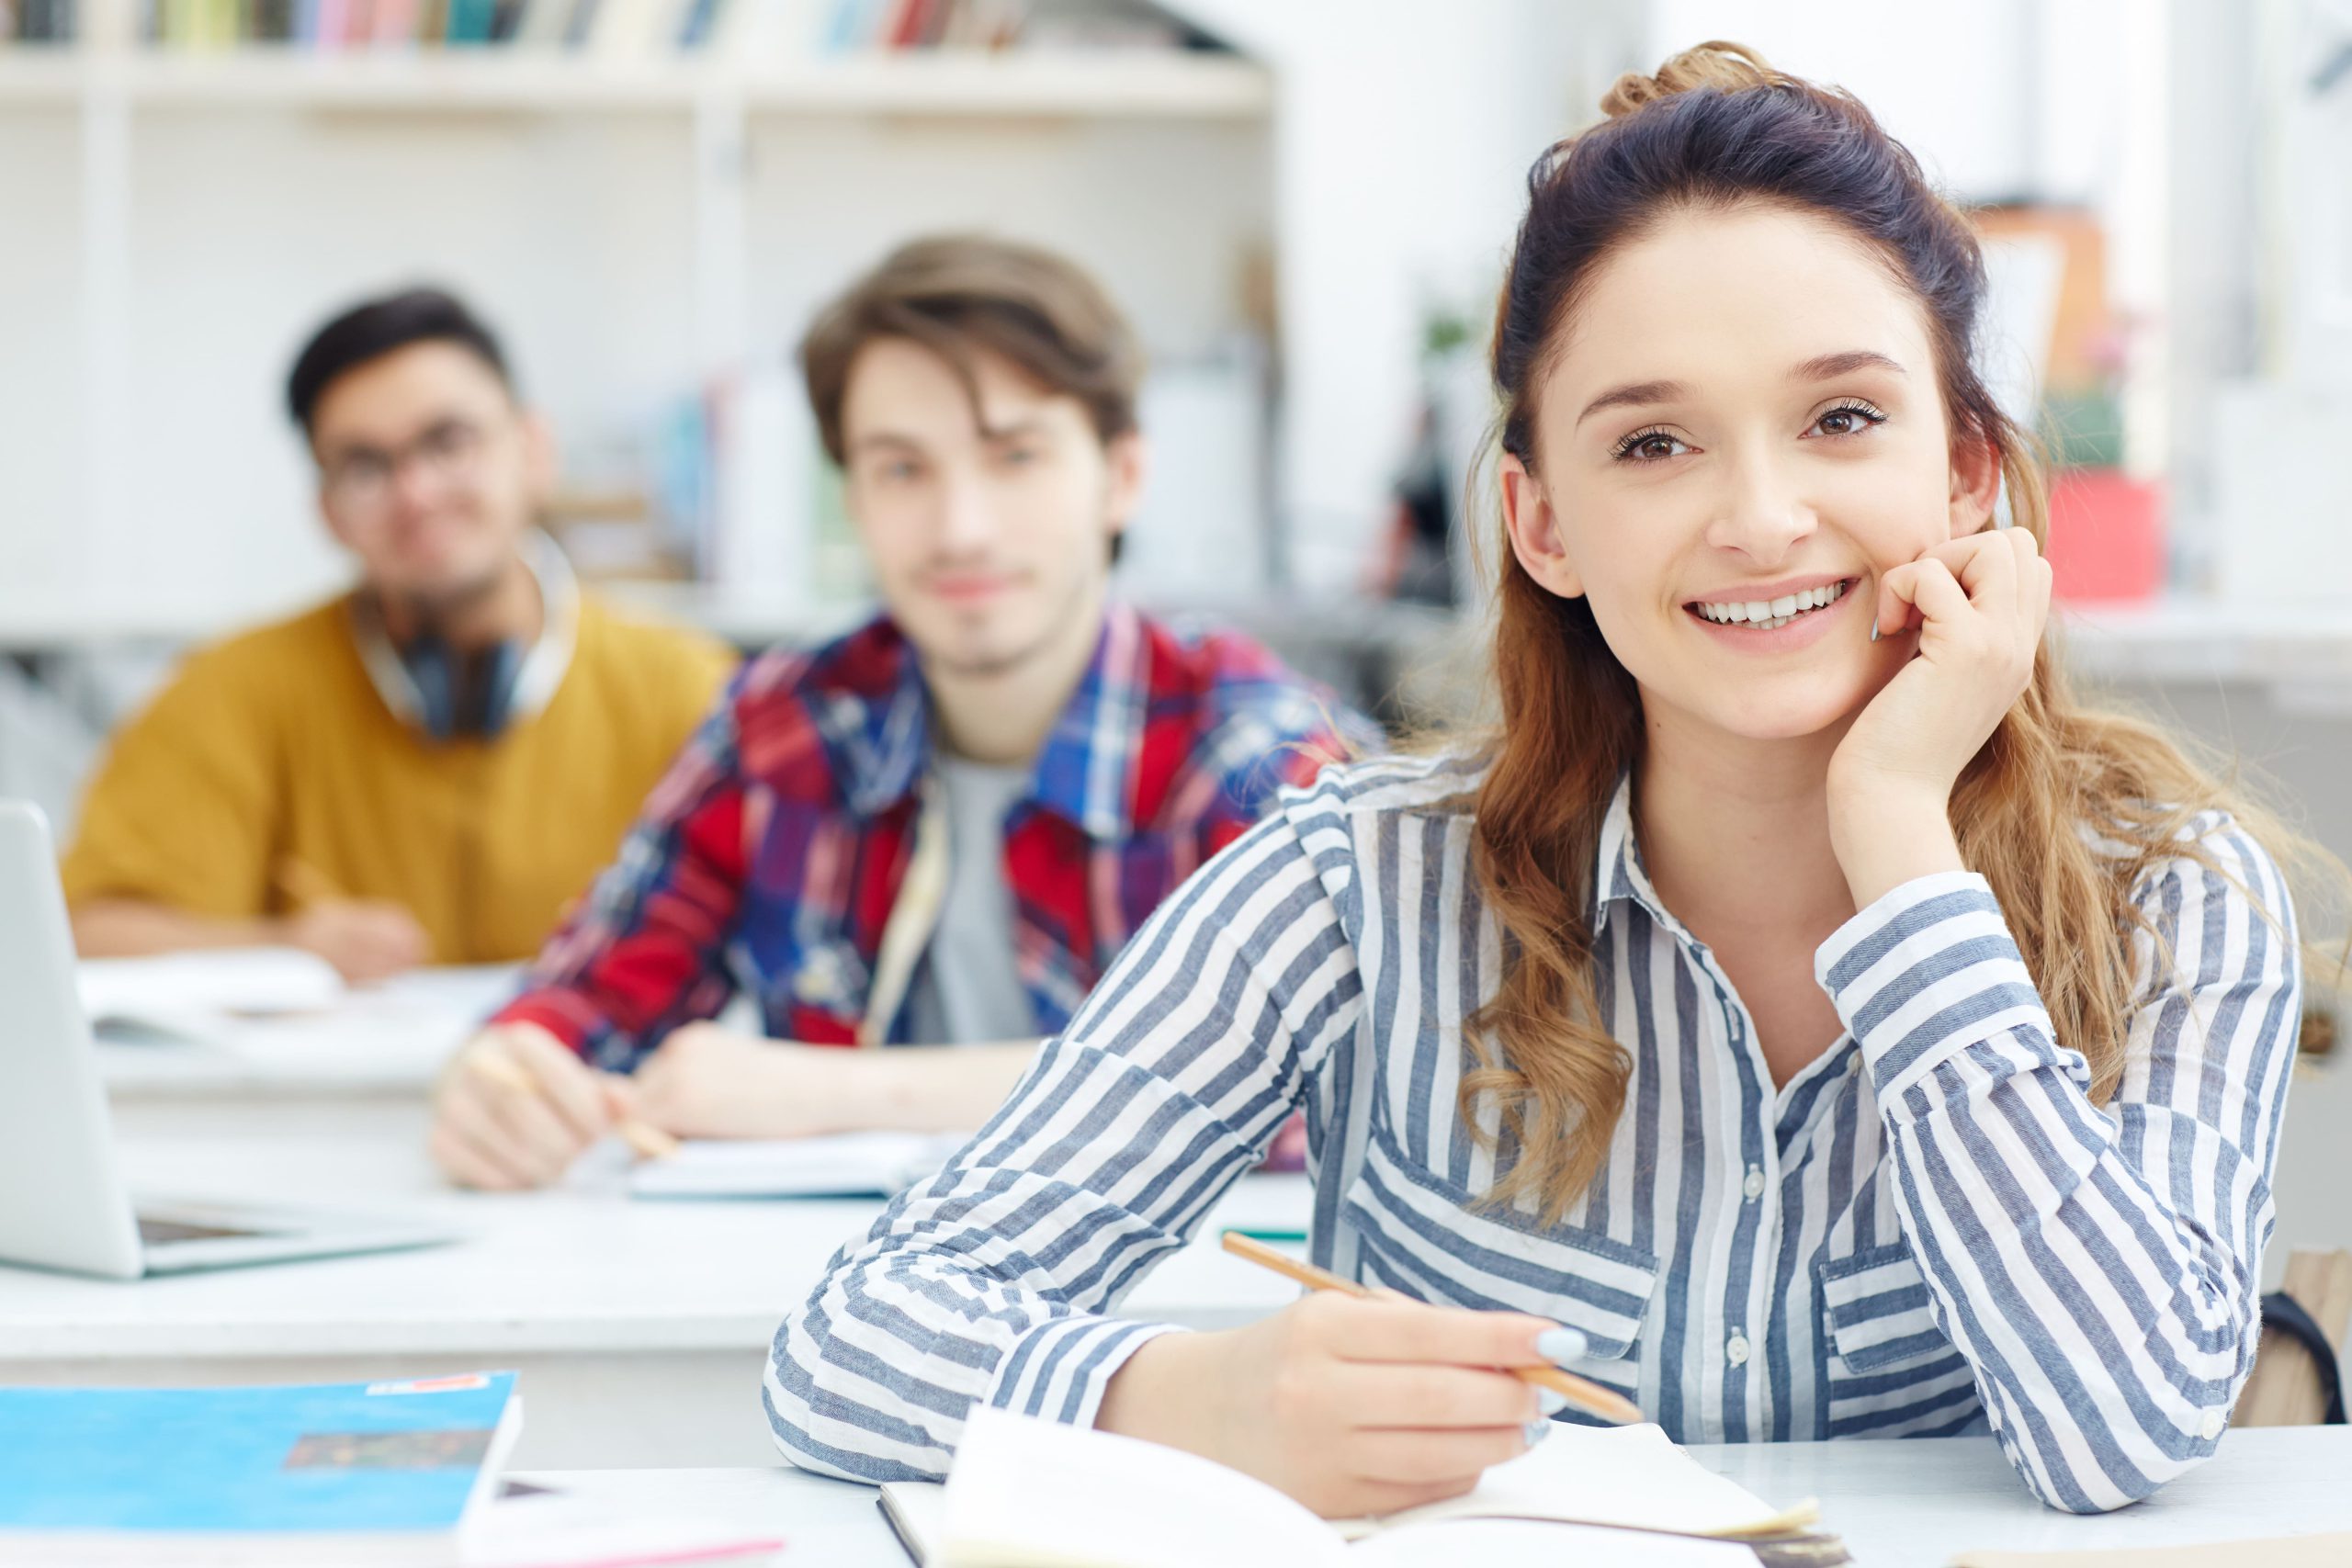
[1742,1167,1766,1201]
[2199,1408,2225,1440]
[1726,1333,1751,1368]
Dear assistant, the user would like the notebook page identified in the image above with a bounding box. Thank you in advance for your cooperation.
[1951,1536,2352,1568]
[77,948,345,1023]
[1366,1423,1813,1540]
[940,1406,1345,1568]
[1351,1518,1758,1568]
[629,1131,969,1199]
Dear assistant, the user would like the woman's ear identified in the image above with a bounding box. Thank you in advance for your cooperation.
[1947,432,2003,536]
[1500,452,1585,599]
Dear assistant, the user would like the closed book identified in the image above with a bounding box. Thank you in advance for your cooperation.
[0,1371,522,1562]
[820,0,877,51]
[585,0,662,58]
[673,0,717,47]
[367,0,418,47]
[509,0,573,46]
[443,0,492,41]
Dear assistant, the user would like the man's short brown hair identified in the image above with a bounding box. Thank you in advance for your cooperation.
[799,234,1146,466]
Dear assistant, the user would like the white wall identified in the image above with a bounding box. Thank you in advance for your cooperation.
[1646,1,2045,198]
[114,106,707,624]
[1166,0,1606,593]
[0,92,1272,633]
[0,107,86,613]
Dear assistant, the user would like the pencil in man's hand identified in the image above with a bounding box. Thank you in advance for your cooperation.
[1218,1229,1643,1427]
[467,1049,681,1162]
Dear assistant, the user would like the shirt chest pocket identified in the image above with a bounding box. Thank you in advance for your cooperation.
[1340,1126,1660,1363]
[1815,1241,1951,1372]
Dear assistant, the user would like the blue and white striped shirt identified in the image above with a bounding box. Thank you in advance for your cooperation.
[763,752,2301,1513]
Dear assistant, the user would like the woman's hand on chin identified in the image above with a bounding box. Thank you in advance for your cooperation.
[1826,526,2053,908]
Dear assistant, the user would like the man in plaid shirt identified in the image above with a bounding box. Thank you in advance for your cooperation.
[429,236,1373,1189]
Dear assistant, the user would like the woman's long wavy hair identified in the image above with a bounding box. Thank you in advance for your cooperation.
[1465,41,2319,1224]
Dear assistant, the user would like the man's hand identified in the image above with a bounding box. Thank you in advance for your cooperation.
[278,898,431,985]
[429,1022,622,1190]
[625,1023,855,1141]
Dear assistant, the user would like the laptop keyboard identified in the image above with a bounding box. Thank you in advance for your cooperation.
[136,1215,272,1245]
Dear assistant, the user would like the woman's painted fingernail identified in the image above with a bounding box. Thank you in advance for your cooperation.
[1869,615,1881,643]
[1535,1326,1589,1365]
[1537,1387,1568,1416]
[1524,1419,1555,1447]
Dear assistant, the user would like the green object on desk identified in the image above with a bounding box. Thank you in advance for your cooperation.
[1224,1226,1309,1244]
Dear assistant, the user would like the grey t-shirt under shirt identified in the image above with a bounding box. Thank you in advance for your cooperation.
[905,755,1035,1046]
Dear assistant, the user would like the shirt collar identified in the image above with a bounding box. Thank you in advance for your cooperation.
[1589,769,1674,938]
[836,600,1147,841]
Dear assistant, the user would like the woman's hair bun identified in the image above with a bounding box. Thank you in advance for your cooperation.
[1599,39,1781,119]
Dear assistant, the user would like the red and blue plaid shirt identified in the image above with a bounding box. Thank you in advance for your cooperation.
[497,601,1374,1066]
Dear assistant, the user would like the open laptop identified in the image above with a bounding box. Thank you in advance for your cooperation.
[0,800,452,1278]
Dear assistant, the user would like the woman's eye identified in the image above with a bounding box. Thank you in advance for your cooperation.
[1809,402,1886,439]
[1613,429,1690,463]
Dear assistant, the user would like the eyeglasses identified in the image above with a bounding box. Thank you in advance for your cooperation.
[320,418,492,516]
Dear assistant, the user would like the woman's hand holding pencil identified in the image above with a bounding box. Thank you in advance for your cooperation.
[1094,1230,1636,1521]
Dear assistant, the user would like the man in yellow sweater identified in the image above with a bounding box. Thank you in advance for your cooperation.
[62,288,735,981]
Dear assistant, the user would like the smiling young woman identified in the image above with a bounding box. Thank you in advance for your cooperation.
[760,42,2318,1520]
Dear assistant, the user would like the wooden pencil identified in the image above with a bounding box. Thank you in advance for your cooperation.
[1218,1229,1643,1427]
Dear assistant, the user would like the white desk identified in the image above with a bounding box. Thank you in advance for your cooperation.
[507,1426,2352,1567]
[0,1101,1306,1471]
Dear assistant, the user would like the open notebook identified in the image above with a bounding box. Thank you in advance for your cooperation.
[630,1131,970,1200]
[77,948,345,1043]
[879,1406,1826,1568]
[78,951,518,1078]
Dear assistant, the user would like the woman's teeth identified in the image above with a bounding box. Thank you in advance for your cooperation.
[1692,581,1848,630]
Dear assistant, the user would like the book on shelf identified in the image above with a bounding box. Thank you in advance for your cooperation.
[116,0,1238,59]
[6,0,79,43]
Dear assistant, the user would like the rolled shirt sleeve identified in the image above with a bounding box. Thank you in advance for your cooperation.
[1815,818,2300,1513]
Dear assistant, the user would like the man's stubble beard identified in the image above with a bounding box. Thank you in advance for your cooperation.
[921,567,1101,682]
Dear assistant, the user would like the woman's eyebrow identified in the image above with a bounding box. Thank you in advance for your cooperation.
[1575,378,1687,429]
[1792,349,1905,381]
